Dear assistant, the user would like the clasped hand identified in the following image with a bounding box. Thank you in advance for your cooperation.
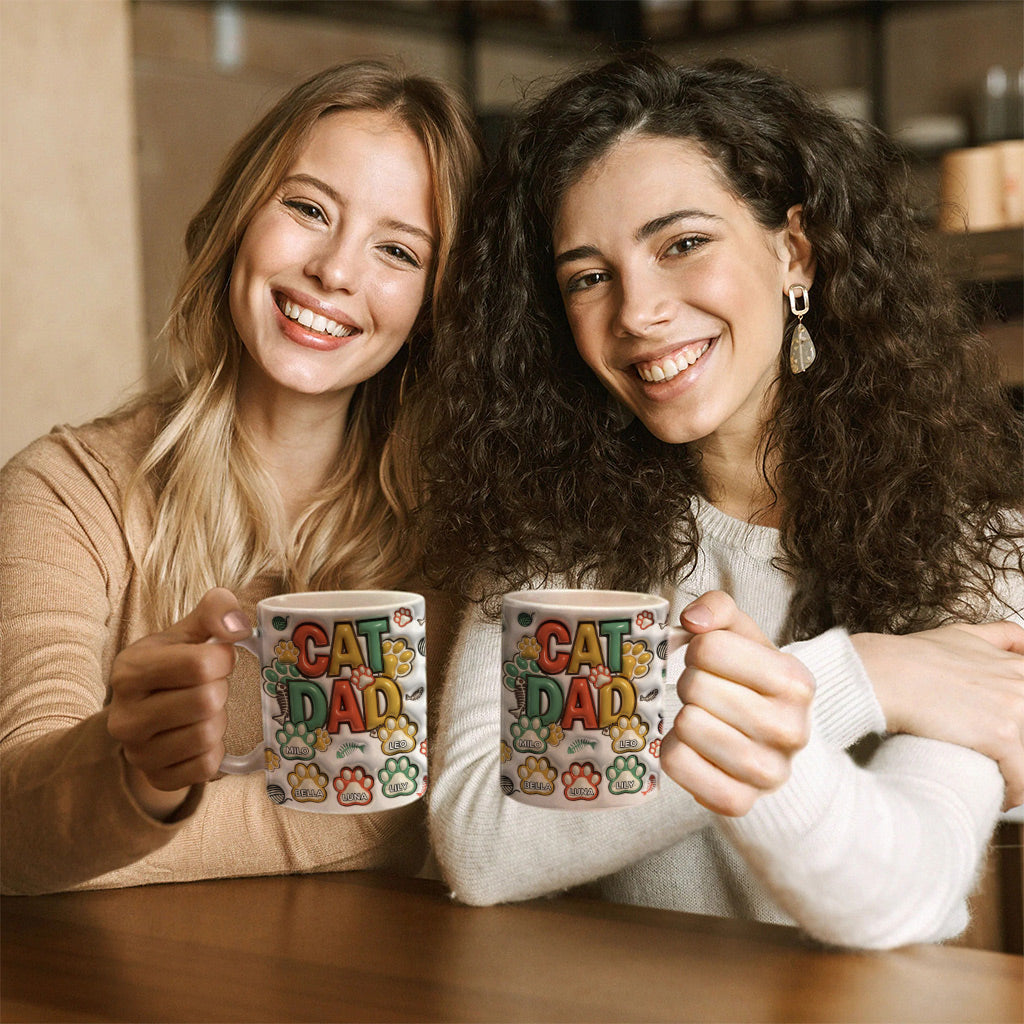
[853,622,1024,811]
[660,591,815,817]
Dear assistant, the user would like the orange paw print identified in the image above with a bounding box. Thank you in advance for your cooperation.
[562,761,601,801]
[350,665,375,691]
[333,766,374,807]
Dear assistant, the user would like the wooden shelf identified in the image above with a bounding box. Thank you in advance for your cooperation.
[944,226,1024,284]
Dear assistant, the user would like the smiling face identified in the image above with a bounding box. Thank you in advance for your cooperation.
[553,133,812,455]
[229,108,436,412]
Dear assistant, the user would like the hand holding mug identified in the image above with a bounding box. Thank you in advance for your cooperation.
[660,591,815,817]
[107,587,250,819]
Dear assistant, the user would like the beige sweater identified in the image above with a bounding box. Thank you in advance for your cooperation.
[0,406,462,895]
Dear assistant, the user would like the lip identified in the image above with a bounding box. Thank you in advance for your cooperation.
[272,288,361,351]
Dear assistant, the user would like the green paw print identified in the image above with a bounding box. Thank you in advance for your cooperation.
[606,754,647,795]
[276,721,317,760]
[378,756,420,799]
[509,715,549,754]
[263,657,303,696]
[502,654,539,693]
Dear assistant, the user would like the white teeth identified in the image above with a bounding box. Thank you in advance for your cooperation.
[636,342,710,382]
[281,298,357,338]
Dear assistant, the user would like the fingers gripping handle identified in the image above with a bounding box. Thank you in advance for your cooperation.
[218,632,265,775]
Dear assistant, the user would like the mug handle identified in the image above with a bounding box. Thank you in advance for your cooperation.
[667,624,691,656]
[218,632,266,775]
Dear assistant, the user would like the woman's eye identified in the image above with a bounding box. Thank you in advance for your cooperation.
[566,270,609,294]
[284,199,326,222]
[664,235,707,257]
[380,244,421,269]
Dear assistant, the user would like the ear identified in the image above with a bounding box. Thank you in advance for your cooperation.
[781,204,815,290]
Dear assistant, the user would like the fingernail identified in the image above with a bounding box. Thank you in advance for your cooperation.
[683,603,713,629]
[222,611,249,635]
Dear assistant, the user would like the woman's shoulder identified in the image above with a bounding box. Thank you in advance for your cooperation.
[2,402,161,496]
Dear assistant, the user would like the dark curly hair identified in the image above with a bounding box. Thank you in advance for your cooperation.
[412,52,1023,639]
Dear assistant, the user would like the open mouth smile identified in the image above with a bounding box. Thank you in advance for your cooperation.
[633,338,714,383]
[276,295,360,339]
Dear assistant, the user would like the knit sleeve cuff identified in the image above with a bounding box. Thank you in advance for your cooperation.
[785,628,886,749]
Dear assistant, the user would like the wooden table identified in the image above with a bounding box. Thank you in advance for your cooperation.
[2,871,1021,1023]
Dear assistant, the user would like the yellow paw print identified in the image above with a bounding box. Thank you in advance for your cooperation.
[500,740,513,763]
[264,747,280,771]
[609,714,649,754]
[274,640,299,665]
[377,714,418,755]
[382,639,415,680]
[517,636,541,661]
[287,763,328,803]
[517,756,557,797]
[620,641,652,681]
[546,723,564,747]
[312,727,331,752]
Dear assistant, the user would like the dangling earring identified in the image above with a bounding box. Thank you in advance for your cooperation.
[787,284,816,374]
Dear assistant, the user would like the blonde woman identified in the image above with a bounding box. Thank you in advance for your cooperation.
[1,60,482,894]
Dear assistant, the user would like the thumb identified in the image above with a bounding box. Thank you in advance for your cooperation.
[164,587,251,645]
[680,590,773,648]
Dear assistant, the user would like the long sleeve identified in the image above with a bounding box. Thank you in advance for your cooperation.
[0,426,198,892]
[720,730,1003,948]
[427,603,713,905]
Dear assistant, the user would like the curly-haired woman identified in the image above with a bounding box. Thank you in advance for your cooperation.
[416,53,1023,948]
[0,60,481,894]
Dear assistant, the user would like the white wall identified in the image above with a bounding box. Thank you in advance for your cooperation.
[1,0,146,464]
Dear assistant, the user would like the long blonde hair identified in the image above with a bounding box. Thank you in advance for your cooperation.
[129,60,482,626]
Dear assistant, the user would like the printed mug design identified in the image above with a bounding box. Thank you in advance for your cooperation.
[255,603,428,813]
[500,599,668,810]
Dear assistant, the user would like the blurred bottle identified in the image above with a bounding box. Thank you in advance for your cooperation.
[975,65,1023,144]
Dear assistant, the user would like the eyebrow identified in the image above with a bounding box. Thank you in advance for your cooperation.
[554,208,722,268]
[281,173,436,249]
[635,209,722,242]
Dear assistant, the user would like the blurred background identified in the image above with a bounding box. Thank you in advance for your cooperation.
[1,0,1021,464]
[0,0,1022,953]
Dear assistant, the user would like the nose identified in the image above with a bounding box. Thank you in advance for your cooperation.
[304,234,363,294]
[613,266,674,339]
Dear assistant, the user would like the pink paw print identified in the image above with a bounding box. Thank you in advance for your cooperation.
[562,761,602,801]
[636,610,654,630]
[649,737,662,757]
[351,665,375,691]
[334,766,374,806]
[393,607,412,627]
[587,664,613,688]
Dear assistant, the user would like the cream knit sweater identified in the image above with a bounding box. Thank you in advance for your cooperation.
[428,501,1020,949]
[1,407,461,895]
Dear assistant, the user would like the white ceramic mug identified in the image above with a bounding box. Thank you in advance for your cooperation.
[221,590,427,813]
[499,590,685,810]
